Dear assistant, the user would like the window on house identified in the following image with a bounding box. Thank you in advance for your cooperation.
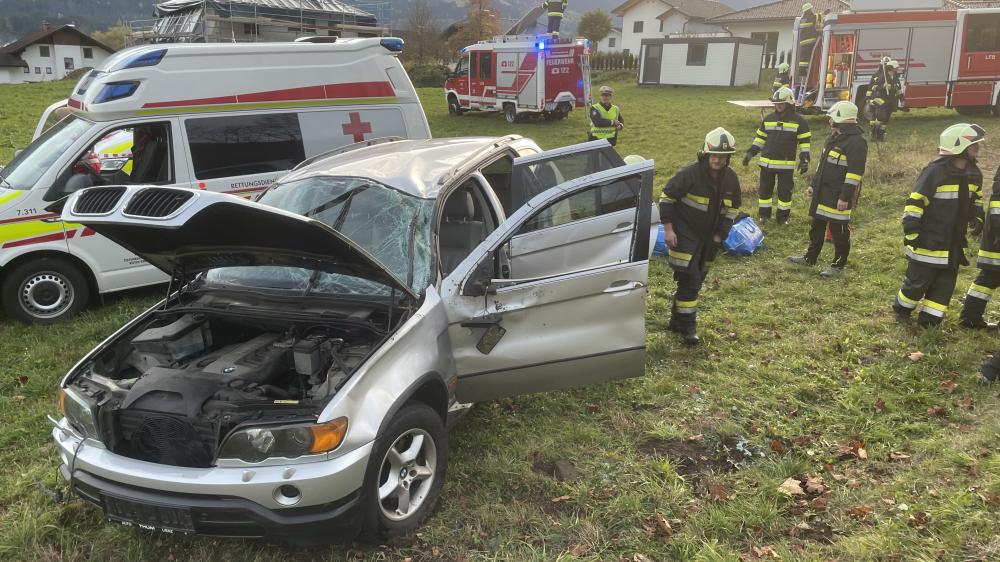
[34,67,41,74]
[659,20,663,33]
[609,37,616,48]
[64,57,74,70]
[22,66,29,73]
[633,21,644,33]
[303,18,316,32]
[623,48,630,56]
[686,42,708,66]
[751,32,779,54]
[39,45,50,57]
[83,47,93,59]
[45,67,52,74]
[243,23,260,35]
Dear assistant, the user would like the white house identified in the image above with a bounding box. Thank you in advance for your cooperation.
[0,23,113,84]
[705,0,849,68]
[596,27,623,52]
[612,0,733,56]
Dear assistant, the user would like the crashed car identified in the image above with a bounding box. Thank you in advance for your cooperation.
[50,135,654,541]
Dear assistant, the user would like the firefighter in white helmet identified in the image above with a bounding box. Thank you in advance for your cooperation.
[659,127,742,345]
[867,58,905,141]
[893,123,986,327]
[788,101,868,277]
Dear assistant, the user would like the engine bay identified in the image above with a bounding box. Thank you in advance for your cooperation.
[65,305,385,467]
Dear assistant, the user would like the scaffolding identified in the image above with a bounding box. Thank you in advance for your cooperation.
[128,0,391,46]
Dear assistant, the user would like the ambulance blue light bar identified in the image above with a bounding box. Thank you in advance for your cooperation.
[380,38,404,52]
[93,81,140,104]
[113,48,167,71]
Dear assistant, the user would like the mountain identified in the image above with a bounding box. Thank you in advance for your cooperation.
[0,0,152,44]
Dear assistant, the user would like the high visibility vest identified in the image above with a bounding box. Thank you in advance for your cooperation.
[590,103,619,139]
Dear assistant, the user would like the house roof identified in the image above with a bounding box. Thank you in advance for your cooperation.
[0,53,27,68]
[0,24,114,56]
[154,0,372,18]
[613,0,732,19]
[706,0,847,24]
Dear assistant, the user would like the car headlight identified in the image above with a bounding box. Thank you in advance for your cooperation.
[60,388,98,439]
[218,418,348,463]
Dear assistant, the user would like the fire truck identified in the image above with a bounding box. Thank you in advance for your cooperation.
[444,35,592,123]
[791,1,1000,115]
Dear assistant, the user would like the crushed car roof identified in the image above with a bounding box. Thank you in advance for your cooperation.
[280,137,519,199]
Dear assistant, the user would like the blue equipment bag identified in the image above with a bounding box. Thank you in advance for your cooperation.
[653,224,668,257]
[723,216,764,256]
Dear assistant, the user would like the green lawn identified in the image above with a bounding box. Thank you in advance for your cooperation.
[1,76,999,561]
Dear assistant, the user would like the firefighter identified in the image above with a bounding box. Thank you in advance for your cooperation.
[743,86,811,224]
[544,0,567,36]
[959,164,1000,329]
[772,62,791,93]
[893,123,986,327]
[660,128,742,346]
[867,58,905,141]
[788,101,867,277]
[588,85,624,146]
[796,3,822,80]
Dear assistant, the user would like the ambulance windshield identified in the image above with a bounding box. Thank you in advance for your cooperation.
[0,115,93,190]
[204,176,434,296]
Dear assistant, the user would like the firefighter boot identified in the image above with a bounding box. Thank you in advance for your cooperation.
[679,316,700,346]
[959,295,998,330]
[892,303,912,325]
[980,348,1000,384]
[788,255,816,266]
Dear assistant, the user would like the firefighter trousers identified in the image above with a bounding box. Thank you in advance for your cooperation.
[758,168,794,222]
[805,217,850,267]
[960,269,1000,323]
[797,41,815,78]
[869,102,894,141]
[547,15,562,35]
[894,261,959,326]
[669,243,717,330]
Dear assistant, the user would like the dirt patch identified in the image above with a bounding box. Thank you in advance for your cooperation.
[794,519,836,544]
[531,453,556,478]
[638,436,757,475]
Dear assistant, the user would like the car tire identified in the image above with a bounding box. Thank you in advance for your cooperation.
[360,402,447,541]
[448,96,464,116]
[1,257,90,324]
[504,104,518,124]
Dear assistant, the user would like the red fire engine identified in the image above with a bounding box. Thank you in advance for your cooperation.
[792,5,1000,115]
[444,35,592,123]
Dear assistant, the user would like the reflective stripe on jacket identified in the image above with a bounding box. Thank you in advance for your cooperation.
[975,168,1000,269]
[902,155,984,269]
[544,0,566,16]
[771,72,790,91]
[659,154,742,272]
[749,109,811,169]
[798,10,821,45]
[808,123,868,222]
[590,103,620,140]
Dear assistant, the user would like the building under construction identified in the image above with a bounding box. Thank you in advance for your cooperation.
[128,0,391,45]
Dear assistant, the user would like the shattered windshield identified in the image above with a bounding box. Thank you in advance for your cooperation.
[203,176,434,296]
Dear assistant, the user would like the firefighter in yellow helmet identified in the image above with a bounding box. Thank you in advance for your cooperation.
[788,101,868,277]
[796,3,823,80]
[743,86,811,224]
[588,85,624,146]
[960,160,1000,329]
[660,128,742,345]
[772,62,791,92]
[893,123,986,327]
[543,0,567,36]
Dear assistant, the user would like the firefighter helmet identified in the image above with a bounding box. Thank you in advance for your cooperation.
[703,127,737,154]
[802,3,813,12]
[881,56,891,65]
[938,123,986,155]
[777,62,790,74]
[887,59,900,69]
[623,154,645,165]
[827,101,858,123]
[770,87,795,104]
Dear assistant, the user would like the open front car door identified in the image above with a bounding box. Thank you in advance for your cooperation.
[441,157,654,403]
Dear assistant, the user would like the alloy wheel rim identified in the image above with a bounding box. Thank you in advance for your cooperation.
[377,428,436,521]
[19,271,74,319]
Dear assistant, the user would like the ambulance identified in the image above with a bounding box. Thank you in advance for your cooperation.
[444,34,592,123]
[792,2,1000,114]
[0,37,430,323]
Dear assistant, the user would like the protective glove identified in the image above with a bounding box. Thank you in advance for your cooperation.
[971,218,984,237]
[797,159,809,175]
[742,151,752,167]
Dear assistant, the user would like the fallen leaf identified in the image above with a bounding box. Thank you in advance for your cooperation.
[431,546,442,557]
[749,423,759,434]
[975,489,1000,506]
[778,477,805,496]
[805,475,825,494]
[889,451,911,462]
[874,399,887,413]
[586,404,600,413]
[687,434,704,442]
[750,545,782,559]
[14,395,25,401]
[956,398,974,411]
[633,554,654,562]
[790,435,813,446]
[770,439,786,453]
[909,351,925,362]
[688,385,701,394]
[707,481,730,502]
[881,498,896,505]
[654,512,673,537]
[849,504,873,520]
[908,511,929,528]
[927,405,946,416]
[836,440,868,460]
[809,496,829,510]
[958,424,973,433]
[939,380,958,394]
[569,544,589,557]
[847,479,863,489]
[551,495,571,503]
[16,375,28,385]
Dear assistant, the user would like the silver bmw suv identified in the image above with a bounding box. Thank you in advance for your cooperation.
[50,135,654,541]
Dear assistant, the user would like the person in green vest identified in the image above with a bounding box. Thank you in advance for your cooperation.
[588,85,624,146]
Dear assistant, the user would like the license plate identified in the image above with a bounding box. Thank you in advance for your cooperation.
[103,494,195,534]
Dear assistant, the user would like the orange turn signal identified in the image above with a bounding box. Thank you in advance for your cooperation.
[308,417,348,453]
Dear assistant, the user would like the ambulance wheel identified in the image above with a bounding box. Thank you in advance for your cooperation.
[448,96,464,116]
[504,104,518,124]
[1,258,89,324]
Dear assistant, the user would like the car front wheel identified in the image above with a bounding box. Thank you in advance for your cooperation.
[360,403,447,540]
[1,257,90,324]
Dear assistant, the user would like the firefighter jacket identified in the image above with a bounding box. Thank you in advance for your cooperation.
[902,156,984,269]
[748,108,811,169]
[544,0,566,16]
[808,123,867,222]
[771,71,790,92]
[589,103,622,141]
[798,9,822,46]
[868,70,904,107]
[659,154,742,272]
[977,167,1000,270]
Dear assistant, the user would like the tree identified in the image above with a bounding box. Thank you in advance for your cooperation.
[446,0,499,56]
[577,9,612,50]
[404,0,443,64]
[93,25,129,51]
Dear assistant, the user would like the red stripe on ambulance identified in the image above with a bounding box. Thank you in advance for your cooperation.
[142,81,396,109]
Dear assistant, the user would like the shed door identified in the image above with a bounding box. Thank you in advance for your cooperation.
[642,44,662,84]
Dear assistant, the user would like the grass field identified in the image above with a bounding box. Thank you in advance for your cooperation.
[1,75,999,562]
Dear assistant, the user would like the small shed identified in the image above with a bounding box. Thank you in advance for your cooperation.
[638,37,764,86]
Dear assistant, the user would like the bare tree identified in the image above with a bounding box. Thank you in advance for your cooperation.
[404,0,442,64]
[446,0,500,56]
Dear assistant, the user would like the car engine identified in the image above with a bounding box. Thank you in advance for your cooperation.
[65,311,376,468]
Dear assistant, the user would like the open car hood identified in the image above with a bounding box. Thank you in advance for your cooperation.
[57,185,417,299]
